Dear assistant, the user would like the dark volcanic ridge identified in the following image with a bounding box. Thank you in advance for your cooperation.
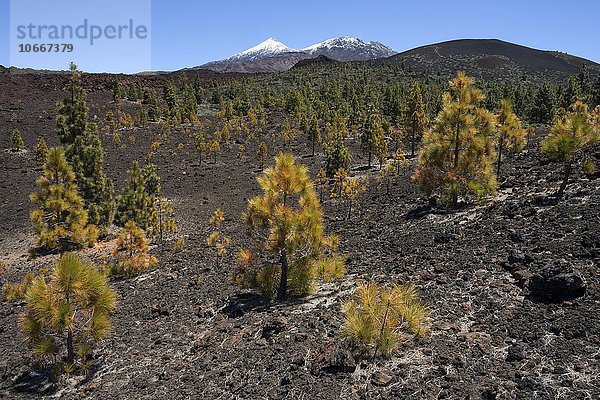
[292,55,339,69]
[380,38,600,82]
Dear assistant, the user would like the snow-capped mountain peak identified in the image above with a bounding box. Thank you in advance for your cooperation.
[200,36,396,73]
[302,37,396,61]
[228,38,297,61]
[302,37,363,52]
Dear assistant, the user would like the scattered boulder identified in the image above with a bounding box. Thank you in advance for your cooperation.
[504,249,535,278]
[150,303,170,317]
[261,315,288,339]
[528,259,586,302]
[312,340,356,374]
[371,369,394,386]
[508,229,523,243]
[580,233,600,259]
[512,269,533,286]
[434,232,455,244]
[506,343,528,362]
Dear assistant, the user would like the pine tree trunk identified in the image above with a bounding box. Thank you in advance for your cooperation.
[159,209,163,243]
[496,136,504,176]
[411,117,416,157]
[277,249,288,300]
[556,161,572,199]
[452,120,461,208]
[67,329,74,363]
[372,300,391,361]
[66,291,74,363]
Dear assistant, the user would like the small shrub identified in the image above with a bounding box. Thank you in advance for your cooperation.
[207,209,230,268]
[11,128,25,151]
[173,237,186,252]
[257,141,268,169]
[19,253,117,366]
[34,137,49,166]
[342,281,429,358]
[112,220,157,277]
[3,272,35,302]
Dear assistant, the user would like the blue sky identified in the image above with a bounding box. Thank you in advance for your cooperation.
[1,0,600,72]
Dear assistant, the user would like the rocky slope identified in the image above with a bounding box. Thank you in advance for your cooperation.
[0,73,598,399]
[380,38,600,83]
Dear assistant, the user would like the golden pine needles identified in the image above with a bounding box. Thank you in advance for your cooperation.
[3,272,35,302]
[342,281,430,358]
[112,220,157,277]
[19,253,117,366]
[413,71,497,207]
[207,208,231,268]
[236,152,345,299]
[34,136,49,166]
[30,147,98,251]
[542,101,600,198]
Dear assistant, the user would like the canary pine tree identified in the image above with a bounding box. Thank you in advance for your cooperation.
[361,110,385,167]
[195,130,208,165]
[257,141,268,169]
[34,136,49,166]
[116,161,161,230]
[542,101,600,199]
[530,83,555,124]
[281,116,296,146]
[316,168,328,203]
[324,132,351,178]
[404,82,429,157]
[393,149,408,175]
[30,147,98,252]
[342,176,367,219]
[151,197,177,243]
[55,63,88,145]
[11,128,25,151]
[20,253,116,365]
[342,281,429,358]
[307,114,321,156]
[377,164,395,195]
[236,153,344,300]
[56,63,115,229]
[331,167,349,198]
[66,124,115,229]
[112,220,157,277]
[495,100,526,176]
[207,209,230,268]
[413,72,497,208]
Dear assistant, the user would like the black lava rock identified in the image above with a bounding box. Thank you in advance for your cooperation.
[528,259,587,302]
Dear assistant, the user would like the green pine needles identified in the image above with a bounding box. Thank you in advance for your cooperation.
[342,281,429,358]
[20,253,116,367]
[30,147,98,252]
[236,153,345,300]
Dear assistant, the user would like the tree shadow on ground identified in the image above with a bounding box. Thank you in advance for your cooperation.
[222,292,272,318]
